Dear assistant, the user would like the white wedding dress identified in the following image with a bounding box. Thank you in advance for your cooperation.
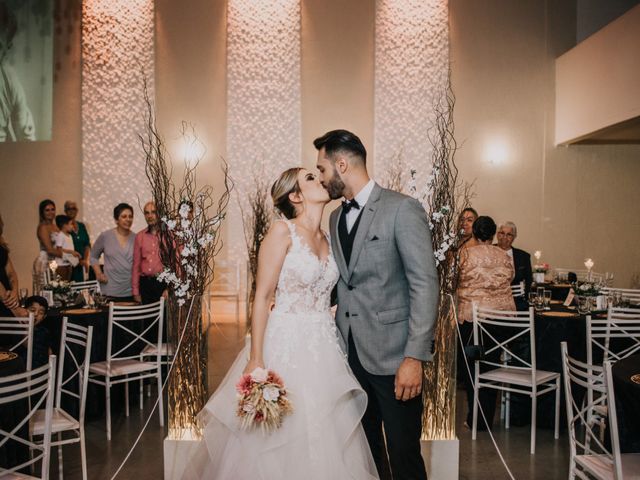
[182,219,378,479]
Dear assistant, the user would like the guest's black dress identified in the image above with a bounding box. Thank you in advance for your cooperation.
[0,245,13,317]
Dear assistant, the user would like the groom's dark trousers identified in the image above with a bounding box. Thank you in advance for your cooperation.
[348,333,428,480]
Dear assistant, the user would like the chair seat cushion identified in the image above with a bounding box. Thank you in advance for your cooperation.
[89,359,156,377]
[142,343,174,356]
[576,453,640,478]
[480,367,560,386]
[31,408,79,436]
[1,473,42,479]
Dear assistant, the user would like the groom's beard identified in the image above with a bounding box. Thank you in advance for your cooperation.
[325,170,346,200]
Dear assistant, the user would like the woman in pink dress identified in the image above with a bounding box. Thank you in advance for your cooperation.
[457,215,515,430]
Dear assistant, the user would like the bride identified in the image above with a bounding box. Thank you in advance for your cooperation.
[182,167,379,479]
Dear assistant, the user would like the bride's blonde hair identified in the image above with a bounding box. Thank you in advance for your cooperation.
[271,168,302,219]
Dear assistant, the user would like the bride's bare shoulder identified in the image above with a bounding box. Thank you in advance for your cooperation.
[264,220,292,244]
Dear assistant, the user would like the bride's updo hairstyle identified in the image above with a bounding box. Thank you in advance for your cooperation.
[271,167,303,219]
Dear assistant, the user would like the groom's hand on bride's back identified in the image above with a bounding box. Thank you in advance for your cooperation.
[394,357,423,401]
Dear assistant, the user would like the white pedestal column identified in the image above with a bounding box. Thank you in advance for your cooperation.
[164,431,202,480]
[421,438,459,480]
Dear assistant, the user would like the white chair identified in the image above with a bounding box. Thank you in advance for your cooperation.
[88,298,165,440]
[562,341,640,479]
[587,308,640,365]
[600,287,640,304]
[0,355,56,479]
[510,281,525,298]
[209,259,241,323]
[471,304,560,454]
[0,315,35,371]
[555,268,604,283]
[69,280,101,295]
[603,360,640,479]
[31,319,93,480]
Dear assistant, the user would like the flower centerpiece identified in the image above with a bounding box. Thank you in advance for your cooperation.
[42,278,73,306]
[573,281,602,313]
[532,251,547,283]
[235,367,293,434]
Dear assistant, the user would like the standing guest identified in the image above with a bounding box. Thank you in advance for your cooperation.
[496,220,532,311]
[457,216,515,431]
[64,200,93,282]
[52,215,80,281]
[91,203,135,301]
[34,199,62,291]
[132,202,166,304]
[0,213,19,317]
[36,199,61,259]
[458,207,478,249]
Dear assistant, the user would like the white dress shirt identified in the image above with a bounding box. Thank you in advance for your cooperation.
[345,179,375,233]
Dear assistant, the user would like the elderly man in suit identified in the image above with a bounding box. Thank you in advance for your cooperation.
[315,129,439,480]
[496,221,532,311]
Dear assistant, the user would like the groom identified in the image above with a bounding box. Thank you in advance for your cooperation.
[315,130,438,480]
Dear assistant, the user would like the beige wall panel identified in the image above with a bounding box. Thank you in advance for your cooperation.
[155,0,228,255]
[301,0,375,173]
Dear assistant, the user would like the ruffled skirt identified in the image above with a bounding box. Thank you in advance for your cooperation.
[181,311,378,480]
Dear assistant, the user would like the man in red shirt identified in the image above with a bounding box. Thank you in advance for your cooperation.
[132,202,166,304]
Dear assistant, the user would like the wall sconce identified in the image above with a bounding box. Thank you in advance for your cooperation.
[483,137,509,165]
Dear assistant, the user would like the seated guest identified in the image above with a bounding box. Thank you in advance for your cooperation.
[0,213,19,317]
[457,215,515,431]
[496,220,532,311]
[132,202,166,304]
[64,200,93,282]
[458,207,478,249]
[23,296,52,369]
[91,203,135,301]
[53,215,80,281]
[0,294,52,370]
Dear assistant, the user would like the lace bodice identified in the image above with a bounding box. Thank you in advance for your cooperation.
[272,219,339,315]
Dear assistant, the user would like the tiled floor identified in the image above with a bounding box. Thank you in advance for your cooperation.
[47,300,570,479]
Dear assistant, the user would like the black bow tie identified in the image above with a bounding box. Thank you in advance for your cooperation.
[342,199,361,214]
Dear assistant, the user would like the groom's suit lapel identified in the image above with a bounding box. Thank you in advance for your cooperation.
[347,183,382,279]
[330,206,349,281]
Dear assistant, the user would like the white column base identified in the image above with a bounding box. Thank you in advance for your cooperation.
[164,430,202,480]
[421,438,459,480]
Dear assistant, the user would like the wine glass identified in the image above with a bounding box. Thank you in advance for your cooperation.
[528,292,537,306]
[19,288,28,306]
[543,290,552,310]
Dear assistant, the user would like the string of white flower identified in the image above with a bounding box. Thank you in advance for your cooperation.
[157,198,224,305]
[408,168,457,266]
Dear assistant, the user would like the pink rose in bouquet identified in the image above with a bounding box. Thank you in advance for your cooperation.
[235,367,293,433]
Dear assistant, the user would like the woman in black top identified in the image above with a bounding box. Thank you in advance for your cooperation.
[0,213,20,316]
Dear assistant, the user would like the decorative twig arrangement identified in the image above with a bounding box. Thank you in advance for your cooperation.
[239,163,272,329]
[140,82,232,437]
[386,71,473,439]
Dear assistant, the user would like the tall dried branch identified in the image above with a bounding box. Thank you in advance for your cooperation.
[139,78,233,436]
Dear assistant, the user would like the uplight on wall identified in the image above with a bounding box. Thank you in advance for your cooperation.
[483,137,509,165]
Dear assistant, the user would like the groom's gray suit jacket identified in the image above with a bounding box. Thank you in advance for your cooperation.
[330,183,439,376]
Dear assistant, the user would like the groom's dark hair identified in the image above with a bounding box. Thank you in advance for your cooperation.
[313,129,366,166]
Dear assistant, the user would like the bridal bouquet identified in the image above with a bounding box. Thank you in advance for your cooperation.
[236,367,293,433]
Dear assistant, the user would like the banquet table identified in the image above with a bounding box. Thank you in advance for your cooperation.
[0,351,29,473]
[611,353,640,453]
